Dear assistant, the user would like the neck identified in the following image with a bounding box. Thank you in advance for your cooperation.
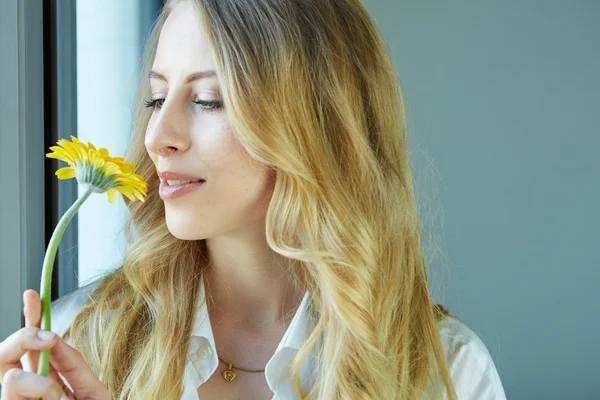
[203,226,303,330]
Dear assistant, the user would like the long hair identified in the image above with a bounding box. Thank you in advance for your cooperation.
[65,0,458,398]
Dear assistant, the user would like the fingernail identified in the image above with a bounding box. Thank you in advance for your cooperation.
[37,330,55,341]
[61,395,70,400]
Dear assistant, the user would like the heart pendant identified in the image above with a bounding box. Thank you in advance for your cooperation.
[223,369,237,382]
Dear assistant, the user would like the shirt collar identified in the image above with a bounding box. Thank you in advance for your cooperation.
[264,288,320,399]
[182,280,320,399]
[182,282,219,399]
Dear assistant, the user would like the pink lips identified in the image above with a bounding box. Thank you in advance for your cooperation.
[156,170,205,182]
[156,170,206,200]
[159,180,205,200]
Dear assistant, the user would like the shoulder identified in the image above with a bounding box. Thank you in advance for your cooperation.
[437,315,507,400]
[51,278,104,338]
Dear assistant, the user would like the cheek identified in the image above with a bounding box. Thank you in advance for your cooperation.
[217,147,275,208]
[222,157,273,200]
[203,125,251,173]
[196,123,275,206]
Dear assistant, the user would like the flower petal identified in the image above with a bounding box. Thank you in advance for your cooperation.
[55,167,76,180]
[120,163,136,173]
[116,187,135,201]
[133,190,146,202]
[104,164,120,176]
[46,147,75,164]
[59,141,84,162]
[106,188,118,203]
[90,151,105,170]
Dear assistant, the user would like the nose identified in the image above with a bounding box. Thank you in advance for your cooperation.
[144,100,191,157]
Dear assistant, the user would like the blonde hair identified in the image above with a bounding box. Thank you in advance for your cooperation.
[65,0,458,398]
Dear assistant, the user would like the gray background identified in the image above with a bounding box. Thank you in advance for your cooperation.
[362,0,599,399]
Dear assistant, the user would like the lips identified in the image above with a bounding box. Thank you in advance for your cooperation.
[156,170,205,183]
[159,180,205,200]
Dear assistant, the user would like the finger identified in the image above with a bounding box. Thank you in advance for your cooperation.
[49,339,106,397]
[22,291,64,388]
[23,289,42,374]
[1,368,67,400]
[0,328,58,379]
[23,289,41,328]
[22,291,62,383]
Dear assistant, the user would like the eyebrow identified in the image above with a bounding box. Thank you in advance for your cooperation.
[148,70,217,83]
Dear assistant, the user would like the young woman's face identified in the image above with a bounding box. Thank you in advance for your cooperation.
[145,1,275,240]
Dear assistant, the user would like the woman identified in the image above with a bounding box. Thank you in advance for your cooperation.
[0,0,506,399]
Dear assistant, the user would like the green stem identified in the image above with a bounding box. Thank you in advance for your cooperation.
[37,186,94,378]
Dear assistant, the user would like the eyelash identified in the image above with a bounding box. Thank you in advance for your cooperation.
[143,98,223,112]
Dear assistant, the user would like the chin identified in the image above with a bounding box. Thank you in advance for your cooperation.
[169,229,207,241]
[169,231,199,240]
[165,219,203,241]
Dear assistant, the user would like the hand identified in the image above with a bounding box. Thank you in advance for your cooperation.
[0,290,109,400]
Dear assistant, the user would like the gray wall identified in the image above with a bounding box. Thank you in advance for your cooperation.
[361,1,599,399]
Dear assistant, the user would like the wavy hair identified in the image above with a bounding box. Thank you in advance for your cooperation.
[65,0,458,398]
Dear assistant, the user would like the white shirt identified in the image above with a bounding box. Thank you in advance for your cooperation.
[42,279,507,399]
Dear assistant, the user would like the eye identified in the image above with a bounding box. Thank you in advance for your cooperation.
[193,100,224,112]
[144,98,164,110]
[143,98,224,112]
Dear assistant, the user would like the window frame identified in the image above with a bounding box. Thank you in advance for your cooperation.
[0,0,46,341]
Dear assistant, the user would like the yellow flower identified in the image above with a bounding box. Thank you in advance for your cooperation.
[46,136,147,203]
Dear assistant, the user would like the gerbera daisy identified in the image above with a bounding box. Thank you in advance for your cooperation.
[46,135,147,203]
[35,136,148,381]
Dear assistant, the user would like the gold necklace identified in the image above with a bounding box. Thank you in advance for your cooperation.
[218,356,266,382]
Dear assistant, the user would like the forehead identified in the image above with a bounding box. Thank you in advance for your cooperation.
[153,2,215,74]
